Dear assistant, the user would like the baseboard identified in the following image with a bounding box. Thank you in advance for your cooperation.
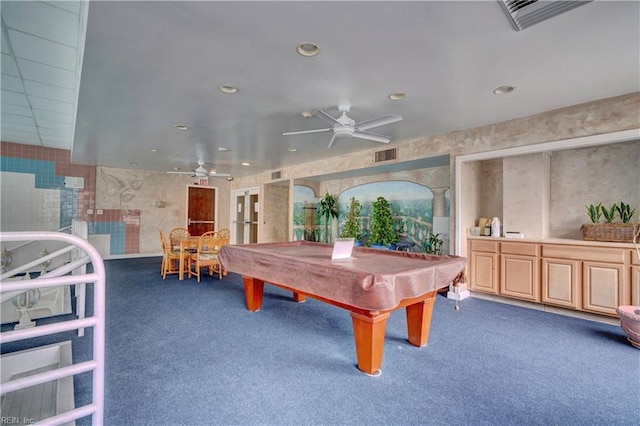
[103,252,162,260]
[469,291,620,326]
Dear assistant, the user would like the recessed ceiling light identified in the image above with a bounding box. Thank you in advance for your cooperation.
[388,92,406,101]
[147,148,157,152]
[297,42,320,57]
[301,111,314,118]
[219,85,238,94]
[288,148,297,152]
[218,147,230,152]
[129,162,138,166]
[174,124,189,130]
[493,85,516,95]
[241,162,250,166]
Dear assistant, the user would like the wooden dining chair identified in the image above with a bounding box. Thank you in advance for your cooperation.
[188,231,224,282]
[217,228,230,245]
[160,230,187,279]
[169,227,190,250]
[215,228,231,277]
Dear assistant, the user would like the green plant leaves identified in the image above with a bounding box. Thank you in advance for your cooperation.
[601,204,617,223]
[615,201,637,223]
[585,203,602,223]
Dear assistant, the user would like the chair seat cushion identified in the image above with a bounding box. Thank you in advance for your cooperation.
[198,253,218,261]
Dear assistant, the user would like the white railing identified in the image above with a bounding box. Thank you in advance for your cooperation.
[0,231,105,426]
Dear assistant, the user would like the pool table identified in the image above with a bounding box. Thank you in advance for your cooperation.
[219,241,466,375]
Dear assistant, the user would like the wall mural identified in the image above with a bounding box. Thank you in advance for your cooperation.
[101,170,145,208]
[293,181,450,251]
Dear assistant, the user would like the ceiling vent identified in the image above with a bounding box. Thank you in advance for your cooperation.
[374,147,398,163]
[499,0,592,31]
[271,170,282,180]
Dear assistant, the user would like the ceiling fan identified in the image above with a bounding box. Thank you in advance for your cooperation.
[166,161,232,180]
[283,102,403,149]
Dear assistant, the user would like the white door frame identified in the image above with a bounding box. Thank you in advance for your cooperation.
[230,186,260,244]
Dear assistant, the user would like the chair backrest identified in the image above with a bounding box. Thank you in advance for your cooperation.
[159,230,172,255]
[169,227,190,247]
[217,228,230,245]
[198,231,222,254]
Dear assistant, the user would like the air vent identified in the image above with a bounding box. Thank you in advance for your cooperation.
[271,170,282,180]
[374,147,398,163]
[499,0,592,31]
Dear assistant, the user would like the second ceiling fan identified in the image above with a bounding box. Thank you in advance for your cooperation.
[283,102,403,149]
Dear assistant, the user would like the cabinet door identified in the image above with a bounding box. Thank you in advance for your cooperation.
[632,266,640,306]
[583,262,626,316]
[500,255,539,301]
[470,252,498,294]
[541,258,581,309]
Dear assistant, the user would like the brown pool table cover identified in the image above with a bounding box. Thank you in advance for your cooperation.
[219,241,467,311]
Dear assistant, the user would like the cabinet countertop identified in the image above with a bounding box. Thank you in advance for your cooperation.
[467,236,637,249]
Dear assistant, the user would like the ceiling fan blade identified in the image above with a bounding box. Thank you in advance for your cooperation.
[283,127,331,136]
[313,109,342,126]
[327,133,338,149]
[208,172,231,177]
[352,131,390,143]
[166,171,193,175]
[355,114,403,131]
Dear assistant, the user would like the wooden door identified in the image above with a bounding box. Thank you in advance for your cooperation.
[188,186,216,236]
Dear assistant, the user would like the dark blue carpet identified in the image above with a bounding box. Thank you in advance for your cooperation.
[3,257,639,425]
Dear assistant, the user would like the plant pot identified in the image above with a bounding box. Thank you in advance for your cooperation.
[370,243,389,250]
[580,223,637,243]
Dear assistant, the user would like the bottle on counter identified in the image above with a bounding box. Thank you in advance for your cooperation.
[491,217,501,237]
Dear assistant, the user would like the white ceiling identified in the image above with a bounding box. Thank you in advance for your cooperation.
[1,1,639,179]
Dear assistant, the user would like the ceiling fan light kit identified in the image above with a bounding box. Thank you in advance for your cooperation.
[283,102,403,149]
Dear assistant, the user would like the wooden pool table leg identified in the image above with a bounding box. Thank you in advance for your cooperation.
[405,292,436,347]
[350,311,390,375]
[243,276,264,312]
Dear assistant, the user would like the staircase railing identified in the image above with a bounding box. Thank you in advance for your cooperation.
[0,231,105,425]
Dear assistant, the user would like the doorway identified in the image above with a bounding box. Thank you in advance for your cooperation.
[187,185,217,236]
[231,188,259,244]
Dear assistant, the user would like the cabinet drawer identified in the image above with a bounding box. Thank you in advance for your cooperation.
[470,240,499,253]
[542,245,625,263]
[501,242,539,256]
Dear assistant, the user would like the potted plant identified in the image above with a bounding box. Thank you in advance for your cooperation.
[581,201,638,243]
[339,197,362,244]
[423,233,444,255]
[368,196,397,249]
[317,192,338,243]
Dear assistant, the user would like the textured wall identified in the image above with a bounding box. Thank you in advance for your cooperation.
[502,153,551,239]
[96,167,231,254]
[549,140,640,238]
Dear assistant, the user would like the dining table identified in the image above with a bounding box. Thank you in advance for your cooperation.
[176,236,200,280]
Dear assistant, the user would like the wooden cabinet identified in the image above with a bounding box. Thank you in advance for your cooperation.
[541,244,629,316]
[500,242,540,302]
[582,261,626,315]
[631,249,640,306]
[469,240,499,294]
[467,238,633,317]
[541,258,581,309]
